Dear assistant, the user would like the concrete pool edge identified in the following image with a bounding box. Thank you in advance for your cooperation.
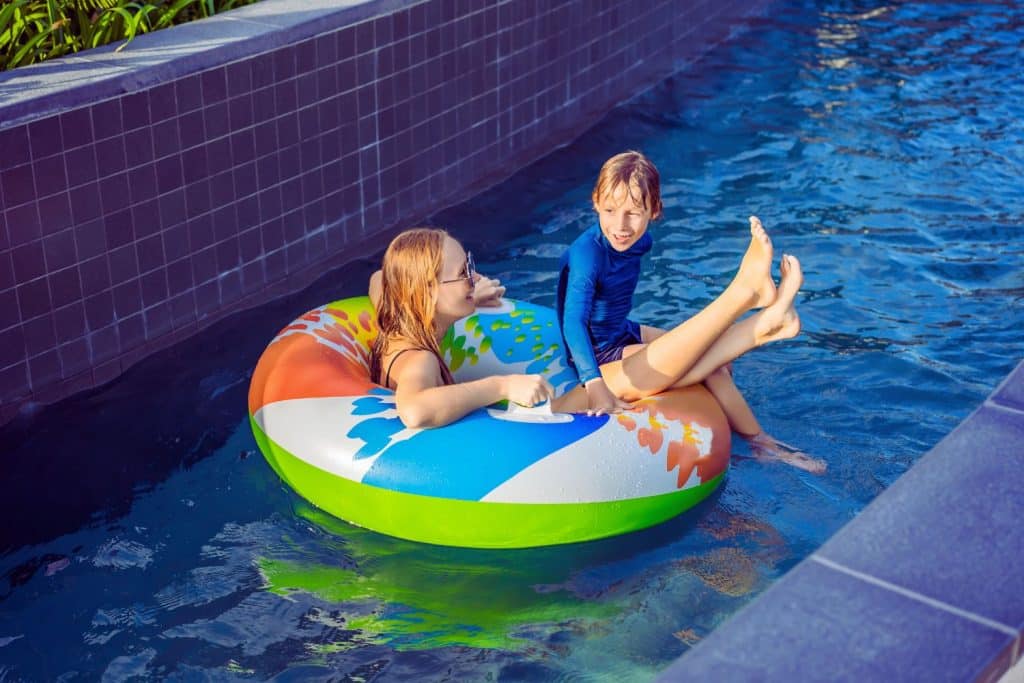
[659,359,1024,682]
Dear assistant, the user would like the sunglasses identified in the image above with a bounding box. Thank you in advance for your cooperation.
[440,251,476,284]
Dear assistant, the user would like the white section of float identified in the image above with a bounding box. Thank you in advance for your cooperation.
[253,396,414,482]
[482,417,714,503]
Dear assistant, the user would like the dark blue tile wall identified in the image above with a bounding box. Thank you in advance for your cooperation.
[0,0,770,421]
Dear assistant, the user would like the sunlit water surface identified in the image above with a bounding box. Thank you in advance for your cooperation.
[2,1,1023,680]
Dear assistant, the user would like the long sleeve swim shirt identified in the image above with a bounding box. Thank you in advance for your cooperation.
[556,224,653,384]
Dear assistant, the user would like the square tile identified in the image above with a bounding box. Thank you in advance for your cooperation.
[16,277,50,320]
[140,269,168,308]
[817,405,1024,629]
[144,300,173,338]
[185,211,213,254]
[149,82,178,121]
[103,208,134,250]
[169,290,196,328]
[0,326,27,369]
[162,222,190,263]
[152,119,182,160]
[12,241,46,282]
[100,172,131,214]
[95,135,127,177]
[136,234,165,275]
[229,94,255,130]
[98,241,138,291]
[126,162,160,206]
[191,246,218,285]
[59,109,93,152]
[204,101,230,141]
[226,60,253,98]
[117,313,145,350]
[84,291,115,331]
[167,258,193,296]
[91,98,124,141]
[202,67,229,104]
[28,118,63,160]
[182,146,209,184]
[1,164,35,208]
[58,337,91,378]
[43,229,78,273]
[131,199,161,239]
[54,301,87,344]
[121,92,151,131]
[178,111,207,151]
[49,266,82,309]
[158,189,187,230]
[661,559,1017,682]
[0,126,31,171]
[21,312,55,351]
[185,180,213,220]
[174,74,204,114]
[80,257,112,300]
[27,349,61,389]
[66,146,99,188]
[155,156,184,195]
[33,154,68,196]
[112,279,142,318]
[0,363,29,398]
[125,128,156,169]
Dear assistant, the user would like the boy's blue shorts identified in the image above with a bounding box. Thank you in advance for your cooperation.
[592,320,643,365]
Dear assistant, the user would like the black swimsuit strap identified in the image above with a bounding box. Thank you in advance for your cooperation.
[383,348,422,389]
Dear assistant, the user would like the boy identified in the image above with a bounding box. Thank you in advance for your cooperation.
[557,151,822,471]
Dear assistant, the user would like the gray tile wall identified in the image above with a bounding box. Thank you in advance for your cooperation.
[0,0,770,422]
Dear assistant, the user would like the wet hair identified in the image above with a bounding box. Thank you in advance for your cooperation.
[591,150,663,219]
[370,228,456,387]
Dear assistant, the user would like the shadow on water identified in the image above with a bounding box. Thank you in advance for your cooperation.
[0,256,379,556]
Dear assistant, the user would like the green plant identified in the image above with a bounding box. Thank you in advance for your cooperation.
[1,0,261,71]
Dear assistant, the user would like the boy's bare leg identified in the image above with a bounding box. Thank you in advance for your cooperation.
[702,365,761,436]
[600,217,777,401]
[665,253,803,388]
[597,252,800,403]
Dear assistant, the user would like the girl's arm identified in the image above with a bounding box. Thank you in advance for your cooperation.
[392,350,553,428]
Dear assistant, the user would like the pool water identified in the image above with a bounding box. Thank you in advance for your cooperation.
[3,0,1023,679]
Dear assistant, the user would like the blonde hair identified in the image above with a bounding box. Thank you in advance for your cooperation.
[591,150,663,219]
[370,228,456,386]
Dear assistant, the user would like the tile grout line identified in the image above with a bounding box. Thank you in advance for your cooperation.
[985,398,1024,417]
[810,555,1019,638]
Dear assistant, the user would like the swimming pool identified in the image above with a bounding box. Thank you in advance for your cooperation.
[2,0,1022,679]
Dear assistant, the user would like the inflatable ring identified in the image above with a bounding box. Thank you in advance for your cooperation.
[248,296,730,548]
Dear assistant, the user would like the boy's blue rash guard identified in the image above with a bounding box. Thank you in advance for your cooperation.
[556,224,653,384]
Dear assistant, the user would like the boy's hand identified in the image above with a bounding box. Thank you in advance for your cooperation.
[584,378,631,416]
[472,274,506,307]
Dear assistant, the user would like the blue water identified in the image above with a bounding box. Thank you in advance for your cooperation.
[3,1,1023,680]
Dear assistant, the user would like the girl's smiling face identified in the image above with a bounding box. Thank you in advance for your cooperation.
[595,182,653,252]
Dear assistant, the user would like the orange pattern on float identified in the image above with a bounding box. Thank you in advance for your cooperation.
[248,300,380,414]
[616,396,729,488]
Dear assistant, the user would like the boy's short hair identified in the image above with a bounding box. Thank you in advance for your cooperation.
[592,151,662,219]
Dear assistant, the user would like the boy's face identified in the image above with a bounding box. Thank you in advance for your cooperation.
[595,182,653,252]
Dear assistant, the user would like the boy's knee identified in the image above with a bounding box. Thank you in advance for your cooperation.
[707,365,730,383]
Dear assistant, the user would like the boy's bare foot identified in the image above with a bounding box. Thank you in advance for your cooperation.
[754,254,802,344]
[735,216,776,308]
[747,432,827,474]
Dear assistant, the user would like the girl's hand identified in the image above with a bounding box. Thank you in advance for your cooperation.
[584,378,632,416]
[473,274,506,307]
[504,374,555,407]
